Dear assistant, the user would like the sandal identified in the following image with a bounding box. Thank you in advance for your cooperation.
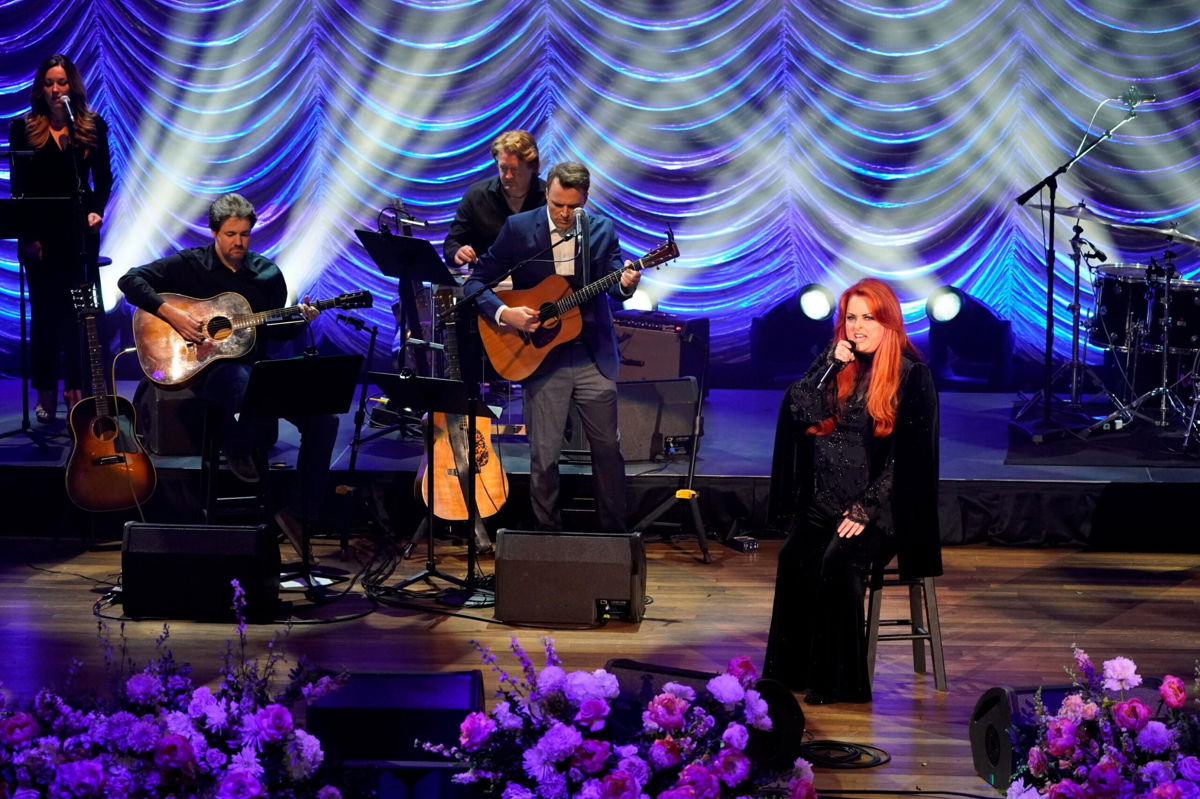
[35,405,55,424]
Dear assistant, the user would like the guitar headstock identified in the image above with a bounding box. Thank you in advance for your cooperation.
[638,229,680,271]
[70,285,100,319]
[335,291,374,310]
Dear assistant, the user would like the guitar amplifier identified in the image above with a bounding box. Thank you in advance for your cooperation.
[613,311,709,383]
[563,377,699,462]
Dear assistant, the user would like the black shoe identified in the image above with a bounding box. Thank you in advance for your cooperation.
[227,454,260,484]
[803,691,836,706]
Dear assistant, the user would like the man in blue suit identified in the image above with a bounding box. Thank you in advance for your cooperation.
[463,161,639,533]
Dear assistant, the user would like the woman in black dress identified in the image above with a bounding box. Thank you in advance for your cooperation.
[764,278,941,705]
[8,54,113,422]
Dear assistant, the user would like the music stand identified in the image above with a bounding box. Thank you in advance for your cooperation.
[0,196,76,448]
[369,370,496,606]
[242,354,362,596]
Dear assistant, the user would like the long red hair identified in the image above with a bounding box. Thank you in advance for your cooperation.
[808,278,919,438]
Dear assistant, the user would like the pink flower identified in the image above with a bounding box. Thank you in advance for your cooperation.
[1102,657,1142,692]
[1046,718,1079,759]
[726,656,759,688]
[712,748,751,786]
[153,733,197,776]
[1027,746,1048,777]
[575,698,611,732]
[571,739,612,775]
[0,712,40,746]
[787,777,817,799]
[677,763,721,799]
[1045,779,1088,799]
[1160,675,1187,710]
[645,693,689,731]
[1151,783,1184,799]
[1112,698,1152,732]
[597,770,641,799]
[252,704,293,743]
[648,736,682,770]
[459,711,497,752]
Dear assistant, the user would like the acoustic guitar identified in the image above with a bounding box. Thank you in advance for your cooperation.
[132,290,372,386]
[416,289,509,534]
[66,286,157,512]
[476,237,679,381]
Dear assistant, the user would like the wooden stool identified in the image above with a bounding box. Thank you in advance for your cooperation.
[865,566,947,691]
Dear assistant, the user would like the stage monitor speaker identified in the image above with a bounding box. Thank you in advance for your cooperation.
[614,310,709,383]
[494,529,646,625]
[121,522,280,623]
[563,377,698,462]
[132,381,206,456]
[604,658,804,772]
[968,679,1162,790]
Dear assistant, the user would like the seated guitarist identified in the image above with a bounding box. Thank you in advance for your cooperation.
[117,193,338,559]
[462,162,639,533]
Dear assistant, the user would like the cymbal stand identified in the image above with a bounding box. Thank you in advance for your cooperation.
[1059,222,1112,407]
[1180,350,1200,453]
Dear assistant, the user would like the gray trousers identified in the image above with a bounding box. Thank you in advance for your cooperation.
[523,341,627,532]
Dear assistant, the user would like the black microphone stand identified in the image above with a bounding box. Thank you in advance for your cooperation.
[1011,107,1138,441]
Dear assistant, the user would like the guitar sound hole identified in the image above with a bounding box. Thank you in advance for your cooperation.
[91,417,118,441]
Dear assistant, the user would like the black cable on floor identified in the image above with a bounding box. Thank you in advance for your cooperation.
[799,739,891,769]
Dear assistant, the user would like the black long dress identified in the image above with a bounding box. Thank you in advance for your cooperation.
[7,114,113,393]
[763,347,941,702]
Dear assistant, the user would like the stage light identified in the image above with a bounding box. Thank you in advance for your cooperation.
[926,286,964,323]
[798,283,835,321]
[924,286,1013,391]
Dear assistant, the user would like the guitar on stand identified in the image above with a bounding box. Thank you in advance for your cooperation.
[66,285,157,512]
[132,290,372,386]
[476,236,680,381]
[416,289,508,552]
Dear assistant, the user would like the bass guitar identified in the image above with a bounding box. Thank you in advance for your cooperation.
[66,286,157,512]
[416,289,509,547]
[477,236,679,380]
[132,290,372,386]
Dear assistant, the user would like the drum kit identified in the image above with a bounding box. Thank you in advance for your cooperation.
[1034,201,1200,448]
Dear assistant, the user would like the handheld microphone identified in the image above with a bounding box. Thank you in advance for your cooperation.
[336,313,366,331]
[59,95,75,125]
[816,340,856,390]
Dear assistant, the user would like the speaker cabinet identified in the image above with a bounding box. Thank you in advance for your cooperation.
[121,522,280,622]
[564,377,699,462]
[494,530,646,625]
[614,311,709,382]
[132,381,207,456]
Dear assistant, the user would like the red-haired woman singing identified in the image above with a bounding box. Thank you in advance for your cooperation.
[765,278,941,705]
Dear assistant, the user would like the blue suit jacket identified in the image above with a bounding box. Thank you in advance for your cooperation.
[463,207,628,380]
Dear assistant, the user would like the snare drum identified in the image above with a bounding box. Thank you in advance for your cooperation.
[1090,264,1153,351]
[1143,278,1200,353]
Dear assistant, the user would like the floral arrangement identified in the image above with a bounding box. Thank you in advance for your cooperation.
[0,581,346,798]
[423,638,816,799]
[1007,648,1200,799]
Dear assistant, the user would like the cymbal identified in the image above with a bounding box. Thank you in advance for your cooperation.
[1102,221,1200,248]
[1026,202,1097,217]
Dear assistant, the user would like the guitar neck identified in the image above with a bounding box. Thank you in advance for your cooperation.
[83,314,111,419]
[555,255,651,316]
[232,297,338,330]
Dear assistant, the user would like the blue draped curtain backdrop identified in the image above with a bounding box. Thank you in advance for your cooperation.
[2,0,1198,371]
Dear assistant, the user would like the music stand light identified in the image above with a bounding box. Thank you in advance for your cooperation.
[241,353,362,598]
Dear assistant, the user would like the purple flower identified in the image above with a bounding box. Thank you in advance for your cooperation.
[713,748,752,786]
[537,721,583,762]
[706,674,745,704]
[491,700,523,731]
[575,698,611,732]
[722,722,749,751]
[459,711,497,752]
[726,656,759,688]
[301,675,342,705]
[677,763,721,799]
[216,769,266,799]
[792,757,814,783]
[1046,718,1079,759]
[252,703,293,744]
[618,754,650,785]
[523,748,557,782]
[787,777,817,799]
[597,770,641,799]
[206,747,229,770]
[742,688,771,730]
[537,770,568,799]
[317,788,343,799]
[1045,779,1088,799]
[153,733,197,776]
[572,739,612,775]
[127,718,161,752]
[1102,657,1142,692]
[1027,745,1049,776]
[502,785,536,799]
[1087,759,1123,796]
[648,736,682,770]
[1112,698,1152,732]
[52,758,105,796]
[657,789,697,799]
[662,682,696,702]
[1160,676,1188,710]
[1143,760,1177,786]
[1073,648,1095,683]
[1138,721,1175,754]
[538,666,567,694]
[125,672,164,705]
[645,693,689,731]
[1178,756,1200,782]
[0,711,40,745]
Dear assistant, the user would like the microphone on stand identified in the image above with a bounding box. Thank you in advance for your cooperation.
[1081,239,1107,262]
[575,207,589,275]
[1113,86,1155,107]
[336,313,366,331]
[59,95,75,126]
[816,340,856,390]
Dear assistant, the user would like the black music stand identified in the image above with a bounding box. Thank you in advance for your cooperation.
[242,354,362,597]
[0,196,76,448]
[369,370,495,607]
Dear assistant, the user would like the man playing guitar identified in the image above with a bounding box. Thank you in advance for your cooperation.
[117,193,337,560]
[462,161,639,534]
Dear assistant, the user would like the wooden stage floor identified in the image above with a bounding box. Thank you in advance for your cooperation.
[3,535,1197,795]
